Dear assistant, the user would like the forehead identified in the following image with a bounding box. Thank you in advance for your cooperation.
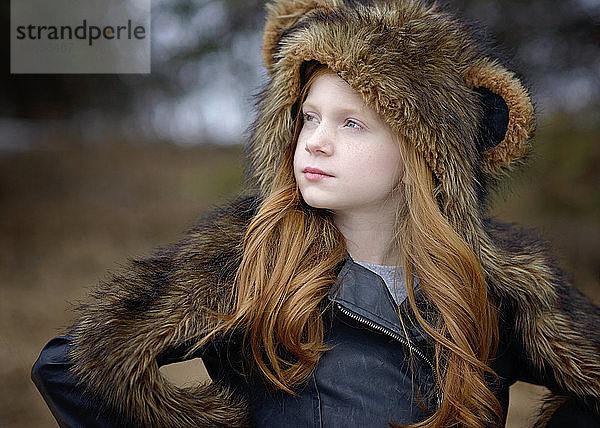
[303,72,387,123]
[304,72,366,107]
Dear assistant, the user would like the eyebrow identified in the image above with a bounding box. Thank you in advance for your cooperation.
[301,101,371,118]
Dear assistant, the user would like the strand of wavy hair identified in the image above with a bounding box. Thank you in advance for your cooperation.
[213,145,346,394]
[390,141,501,428]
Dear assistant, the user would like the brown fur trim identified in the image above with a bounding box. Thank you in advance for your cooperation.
[465,59,536,179]
[68,194,259,427]
[262,0,339,72]
[484,220,600,426]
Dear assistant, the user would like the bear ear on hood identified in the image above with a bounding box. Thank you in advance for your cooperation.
[466,58,536,179]
[260,0,536,182]
[262,0,339,73]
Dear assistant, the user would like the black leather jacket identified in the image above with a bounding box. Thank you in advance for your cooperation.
[32,253,600,427]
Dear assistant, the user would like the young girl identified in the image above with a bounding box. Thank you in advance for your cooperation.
[32,0,600,427]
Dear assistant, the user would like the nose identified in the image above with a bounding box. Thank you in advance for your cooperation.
[304,123,333,156]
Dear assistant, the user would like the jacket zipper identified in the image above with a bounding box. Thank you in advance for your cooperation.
[335,302,443,407]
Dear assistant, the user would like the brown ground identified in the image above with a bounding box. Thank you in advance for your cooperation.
[1,124,598,427]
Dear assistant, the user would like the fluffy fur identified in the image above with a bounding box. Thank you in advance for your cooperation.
[67,0,600,426]
[70,195,259,426]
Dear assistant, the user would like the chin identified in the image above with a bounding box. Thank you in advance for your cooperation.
[302,198,327,209]
[300,193,333,210]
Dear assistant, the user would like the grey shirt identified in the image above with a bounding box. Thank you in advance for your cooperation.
[355,261,408,306]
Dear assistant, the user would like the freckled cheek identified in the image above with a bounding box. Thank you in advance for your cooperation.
[366,153,400,184]
[350,149,380,172]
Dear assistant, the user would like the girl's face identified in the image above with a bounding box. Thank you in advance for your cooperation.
[293,72,404,218]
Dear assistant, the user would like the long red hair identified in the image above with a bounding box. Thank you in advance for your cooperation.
[210,63,501,427]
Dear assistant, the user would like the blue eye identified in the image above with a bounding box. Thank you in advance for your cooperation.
[303,113,317,122]
[346,120,362,129]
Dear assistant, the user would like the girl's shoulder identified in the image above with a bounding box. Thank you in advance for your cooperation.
[74,192,261,332]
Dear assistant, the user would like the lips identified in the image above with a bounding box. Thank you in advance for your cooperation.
[302,167,333,181]
[303,167,333,176]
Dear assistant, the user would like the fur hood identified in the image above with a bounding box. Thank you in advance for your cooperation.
[247,0,534,248]
[62,0,600,427]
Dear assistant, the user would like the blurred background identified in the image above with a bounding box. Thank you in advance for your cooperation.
[1,0,599,426]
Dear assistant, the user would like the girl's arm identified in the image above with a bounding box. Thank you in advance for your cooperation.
[520,282,600,424]
[489,220,600,423]
[32,334,226,427]
[31,194,258,427]
[32,334,127,427]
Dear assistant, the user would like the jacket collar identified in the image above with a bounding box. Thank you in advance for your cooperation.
[327,254,429,343]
